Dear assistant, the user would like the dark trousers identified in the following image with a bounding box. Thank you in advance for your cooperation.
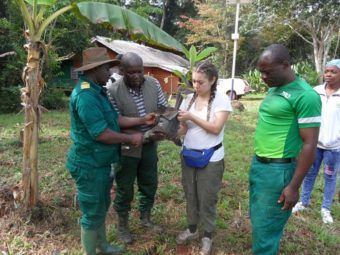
[114,142,158,214]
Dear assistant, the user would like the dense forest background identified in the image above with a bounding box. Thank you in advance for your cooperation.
[1,0,339,112]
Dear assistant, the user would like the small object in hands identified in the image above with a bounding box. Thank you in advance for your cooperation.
[121,144,131,150]
[144,106,182,146]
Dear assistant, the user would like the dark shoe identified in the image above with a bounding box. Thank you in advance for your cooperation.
[81,227,97,255]
[117,213,133,244]
[97,224,125,254]
[140,210,163,233]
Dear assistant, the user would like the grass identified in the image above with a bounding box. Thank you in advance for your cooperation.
[0,94,339,254]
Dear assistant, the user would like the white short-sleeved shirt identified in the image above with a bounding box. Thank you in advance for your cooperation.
[180,91,232,161]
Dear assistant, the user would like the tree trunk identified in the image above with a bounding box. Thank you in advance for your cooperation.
[160,0,169,29]
[21,42,43,208]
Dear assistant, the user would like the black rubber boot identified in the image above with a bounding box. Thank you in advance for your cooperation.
[117,213,133,245]
[140,210,163,233]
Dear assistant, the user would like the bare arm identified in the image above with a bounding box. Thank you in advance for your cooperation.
[96,128,143,147]
[118,113,156,129]
[278,127,319,210]
[178,110,230,135]
[177,122,188,137]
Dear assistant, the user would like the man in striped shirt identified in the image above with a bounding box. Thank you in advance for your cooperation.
[249,44,321,255]
[106,52,168,244]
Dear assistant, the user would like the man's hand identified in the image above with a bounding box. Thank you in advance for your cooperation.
[278,185,299,210]
[143,113,157,126]
[128,133,144,147]
[146,131,166,141]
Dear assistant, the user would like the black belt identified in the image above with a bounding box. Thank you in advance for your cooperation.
[255,155,296,164]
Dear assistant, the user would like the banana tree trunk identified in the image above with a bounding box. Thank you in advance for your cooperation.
[21,41,43,208]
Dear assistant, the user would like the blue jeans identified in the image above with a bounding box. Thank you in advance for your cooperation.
[300,148,340,210]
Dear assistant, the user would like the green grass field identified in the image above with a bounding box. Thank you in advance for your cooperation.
[0,95,339,254]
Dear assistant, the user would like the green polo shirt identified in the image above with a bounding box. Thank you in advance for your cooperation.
[254,77,321,158]
[66,77,120,170]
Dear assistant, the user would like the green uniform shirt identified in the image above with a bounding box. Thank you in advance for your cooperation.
[66,77,120,170]
[254,77,321,158]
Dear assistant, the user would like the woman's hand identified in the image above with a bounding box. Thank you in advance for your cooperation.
[178,110,192,122]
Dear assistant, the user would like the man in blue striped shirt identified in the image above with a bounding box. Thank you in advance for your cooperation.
[106,52,168,244]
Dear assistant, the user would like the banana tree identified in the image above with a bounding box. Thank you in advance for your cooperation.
[15,0,184,208]
[173,45,217,108]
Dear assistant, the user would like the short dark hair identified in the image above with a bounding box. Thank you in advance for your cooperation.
[263,44,292,65]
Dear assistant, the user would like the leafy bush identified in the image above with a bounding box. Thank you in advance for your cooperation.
[0,86,22,113]
[292,61,320,86]
[242,69,268,93]
[40,88,68,110]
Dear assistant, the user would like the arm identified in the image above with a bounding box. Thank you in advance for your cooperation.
[278,127,319,210]
[96,128,143,147]
[178,110,230,135]
[177,122,188,137]
[118,113,156,129]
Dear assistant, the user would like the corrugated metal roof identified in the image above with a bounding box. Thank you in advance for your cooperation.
[93,36,189,73]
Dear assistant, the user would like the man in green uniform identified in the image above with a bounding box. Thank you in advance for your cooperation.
[66,47,156,255]
[249,44,321,255]
[106,52,168,244]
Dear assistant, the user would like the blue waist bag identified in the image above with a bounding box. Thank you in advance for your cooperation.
[182,143,222,168]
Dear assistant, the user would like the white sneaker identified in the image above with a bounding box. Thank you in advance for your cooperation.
[176,229,199,244]
[200,237,212,255]
[321,208,333,224]
[292,202,307,213]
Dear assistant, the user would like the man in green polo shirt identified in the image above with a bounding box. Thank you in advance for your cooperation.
[249,44,321,255]
[66,47,156,255]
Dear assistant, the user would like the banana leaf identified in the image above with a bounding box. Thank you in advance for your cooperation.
[75,2,184,53]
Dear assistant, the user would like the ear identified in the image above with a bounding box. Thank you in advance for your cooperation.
[282,60,290,68]
[211,76,217,84]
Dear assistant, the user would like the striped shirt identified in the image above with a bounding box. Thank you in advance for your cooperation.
[109,78,168,131]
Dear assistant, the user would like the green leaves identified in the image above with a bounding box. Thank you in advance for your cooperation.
[196,47,218,62]
[25,0,57,6]
[75,2,185,53]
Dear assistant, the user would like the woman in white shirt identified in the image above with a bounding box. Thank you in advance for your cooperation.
[176,61,232,255]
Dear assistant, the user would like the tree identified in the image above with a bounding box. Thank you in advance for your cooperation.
[14,0,184,208]
[178,0,237,76]
[254,0,340,77]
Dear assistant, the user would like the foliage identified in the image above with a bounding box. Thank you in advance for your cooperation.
[0,3,27,89]
[125,0,163,23]
[253,0,340,75]
[178,0,234,76]
[161,0,197,42]
[40,88,68,110]
[173,45,217,88]
[0,86,22,113]
[242,69,267,93]
[75,1,185,53]
[292,61,320,87]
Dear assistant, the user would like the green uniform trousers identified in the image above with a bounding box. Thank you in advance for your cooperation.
[114,142,158,214]
[69,166,112,230]
[249,157,296,255]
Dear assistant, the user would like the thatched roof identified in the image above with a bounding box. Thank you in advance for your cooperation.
[92,36,189,73]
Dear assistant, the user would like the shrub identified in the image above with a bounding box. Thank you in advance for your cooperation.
[292,61,320,86]
[40,88,68,110]
[242,69,267,93]
[0,86,22,113]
